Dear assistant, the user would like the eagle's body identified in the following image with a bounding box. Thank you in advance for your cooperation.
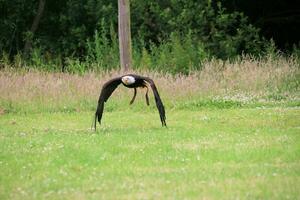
[94,74,166,130]
[121,75,146,88]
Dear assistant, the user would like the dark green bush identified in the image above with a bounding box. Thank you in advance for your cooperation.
[0,0,297,74]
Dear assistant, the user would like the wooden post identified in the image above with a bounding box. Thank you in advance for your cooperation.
[24,0,46,56]
[118,0,132,71]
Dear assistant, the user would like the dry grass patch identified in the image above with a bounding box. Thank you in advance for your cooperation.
[0,57,299,112]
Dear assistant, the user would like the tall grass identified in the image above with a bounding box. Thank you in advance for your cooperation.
[0,56,299,113]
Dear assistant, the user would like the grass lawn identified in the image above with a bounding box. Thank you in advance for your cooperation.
[1,107,300,199]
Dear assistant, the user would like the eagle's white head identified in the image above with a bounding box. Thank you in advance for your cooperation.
[121,75,135,85]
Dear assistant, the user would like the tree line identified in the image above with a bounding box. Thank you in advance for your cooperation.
[0,0,298,73]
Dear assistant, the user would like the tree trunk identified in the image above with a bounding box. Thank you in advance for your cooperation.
[118,0,132,71]
[24,0,46,56]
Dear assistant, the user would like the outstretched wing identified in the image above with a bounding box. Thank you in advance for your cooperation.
[94,77,122,130]
[144,77,167,126]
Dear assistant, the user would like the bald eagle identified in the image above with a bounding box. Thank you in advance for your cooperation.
[94,74,166,130]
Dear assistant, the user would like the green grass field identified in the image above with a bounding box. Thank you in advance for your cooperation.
[1,107,299,199]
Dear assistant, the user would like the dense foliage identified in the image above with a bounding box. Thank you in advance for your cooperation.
[0,0,298,73]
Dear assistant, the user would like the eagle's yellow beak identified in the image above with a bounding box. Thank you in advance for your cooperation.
[121,77,128,85]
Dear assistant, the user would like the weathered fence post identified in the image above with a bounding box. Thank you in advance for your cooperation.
[118,0,132,71]
[24,0,46,56]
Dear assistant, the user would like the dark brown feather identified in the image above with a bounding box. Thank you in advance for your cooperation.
[143,77,167,126]
[94,77,122,130]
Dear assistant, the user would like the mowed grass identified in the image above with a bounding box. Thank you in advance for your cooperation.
[1,107,299,199]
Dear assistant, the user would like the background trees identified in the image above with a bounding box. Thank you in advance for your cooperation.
[0,0,298,72]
